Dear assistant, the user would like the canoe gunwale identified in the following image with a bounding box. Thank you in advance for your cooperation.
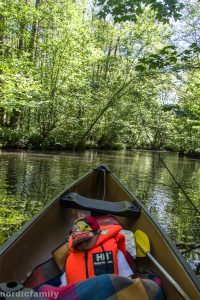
[0,164,199,294]
[109,171,200,292]
[0,169,93,257]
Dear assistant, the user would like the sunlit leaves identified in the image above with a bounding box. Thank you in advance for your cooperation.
[0,0,199,154]
[0,204,29,244]
[96,0,184,23]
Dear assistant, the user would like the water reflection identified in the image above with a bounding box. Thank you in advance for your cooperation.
[0,150,199,275]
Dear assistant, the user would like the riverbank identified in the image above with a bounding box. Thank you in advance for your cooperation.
[1,145,200,158]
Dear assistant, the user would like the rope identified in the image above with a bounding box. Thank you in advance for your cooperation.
[103,170,106,200]
[138,105,200,215]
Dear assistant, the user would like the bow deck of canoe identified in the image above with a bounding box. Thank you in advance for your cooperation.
[0,165,199,299]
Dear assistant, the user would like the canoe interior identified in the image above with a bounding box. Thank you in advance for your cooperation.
[0,167,199,300]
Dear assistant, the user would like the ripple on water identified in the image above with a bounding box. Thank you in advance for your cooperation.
[0,150,199,275]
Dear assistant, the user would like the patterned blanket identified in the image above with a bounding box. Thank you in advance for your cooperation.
[35,274,165,300]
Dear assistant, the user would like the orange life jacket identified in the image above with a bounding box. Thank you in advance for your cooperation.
[65,224,126,284]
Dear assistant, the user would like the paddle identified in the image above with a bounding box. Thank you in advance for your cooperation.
[135,230,191,300]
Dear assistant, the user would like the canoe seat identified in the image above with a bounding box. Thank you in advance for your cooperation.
[60,192,141,217]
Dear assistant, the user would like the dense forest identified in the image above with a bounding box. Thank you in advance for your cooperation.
[0,0,199,154]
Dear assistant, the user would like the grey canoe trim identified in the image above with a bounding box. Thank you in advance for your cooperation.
[0,169,93,256]
[110,171,200,292]
[0,164,199,292]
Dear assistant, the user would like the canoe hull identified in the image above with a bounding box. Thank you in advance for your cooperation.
[0,166,199,299]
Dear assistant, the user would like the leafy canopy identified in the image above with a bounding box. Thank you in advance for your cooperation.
[96,0,184,23]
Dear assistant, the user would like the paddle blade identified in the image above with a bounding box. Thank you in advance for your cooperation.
[135,230,150,257]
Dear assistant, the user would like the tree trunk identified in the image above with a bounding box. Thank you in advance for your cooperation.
[9,109,20,129]
[0,8,5,126]
[29,0,40,60]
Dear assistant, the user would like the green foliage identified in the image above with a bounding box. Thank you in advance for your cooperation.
[96,0,184,23]
[0,199,29,244]
[166,73,200,154]
[0,0,199,154]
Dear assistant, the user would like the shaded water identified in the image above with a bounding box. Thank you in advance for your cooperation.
[0,150,199,275]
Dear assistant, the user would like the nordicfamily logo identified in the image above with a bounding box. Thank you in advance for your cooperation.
[0,290,59,299]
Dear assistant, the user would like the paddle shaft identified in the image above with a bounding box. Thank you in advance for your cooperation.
[146,252,191,300]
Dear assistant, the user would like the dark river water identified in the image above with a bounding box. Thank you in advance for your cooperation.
[0,150,199,275]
